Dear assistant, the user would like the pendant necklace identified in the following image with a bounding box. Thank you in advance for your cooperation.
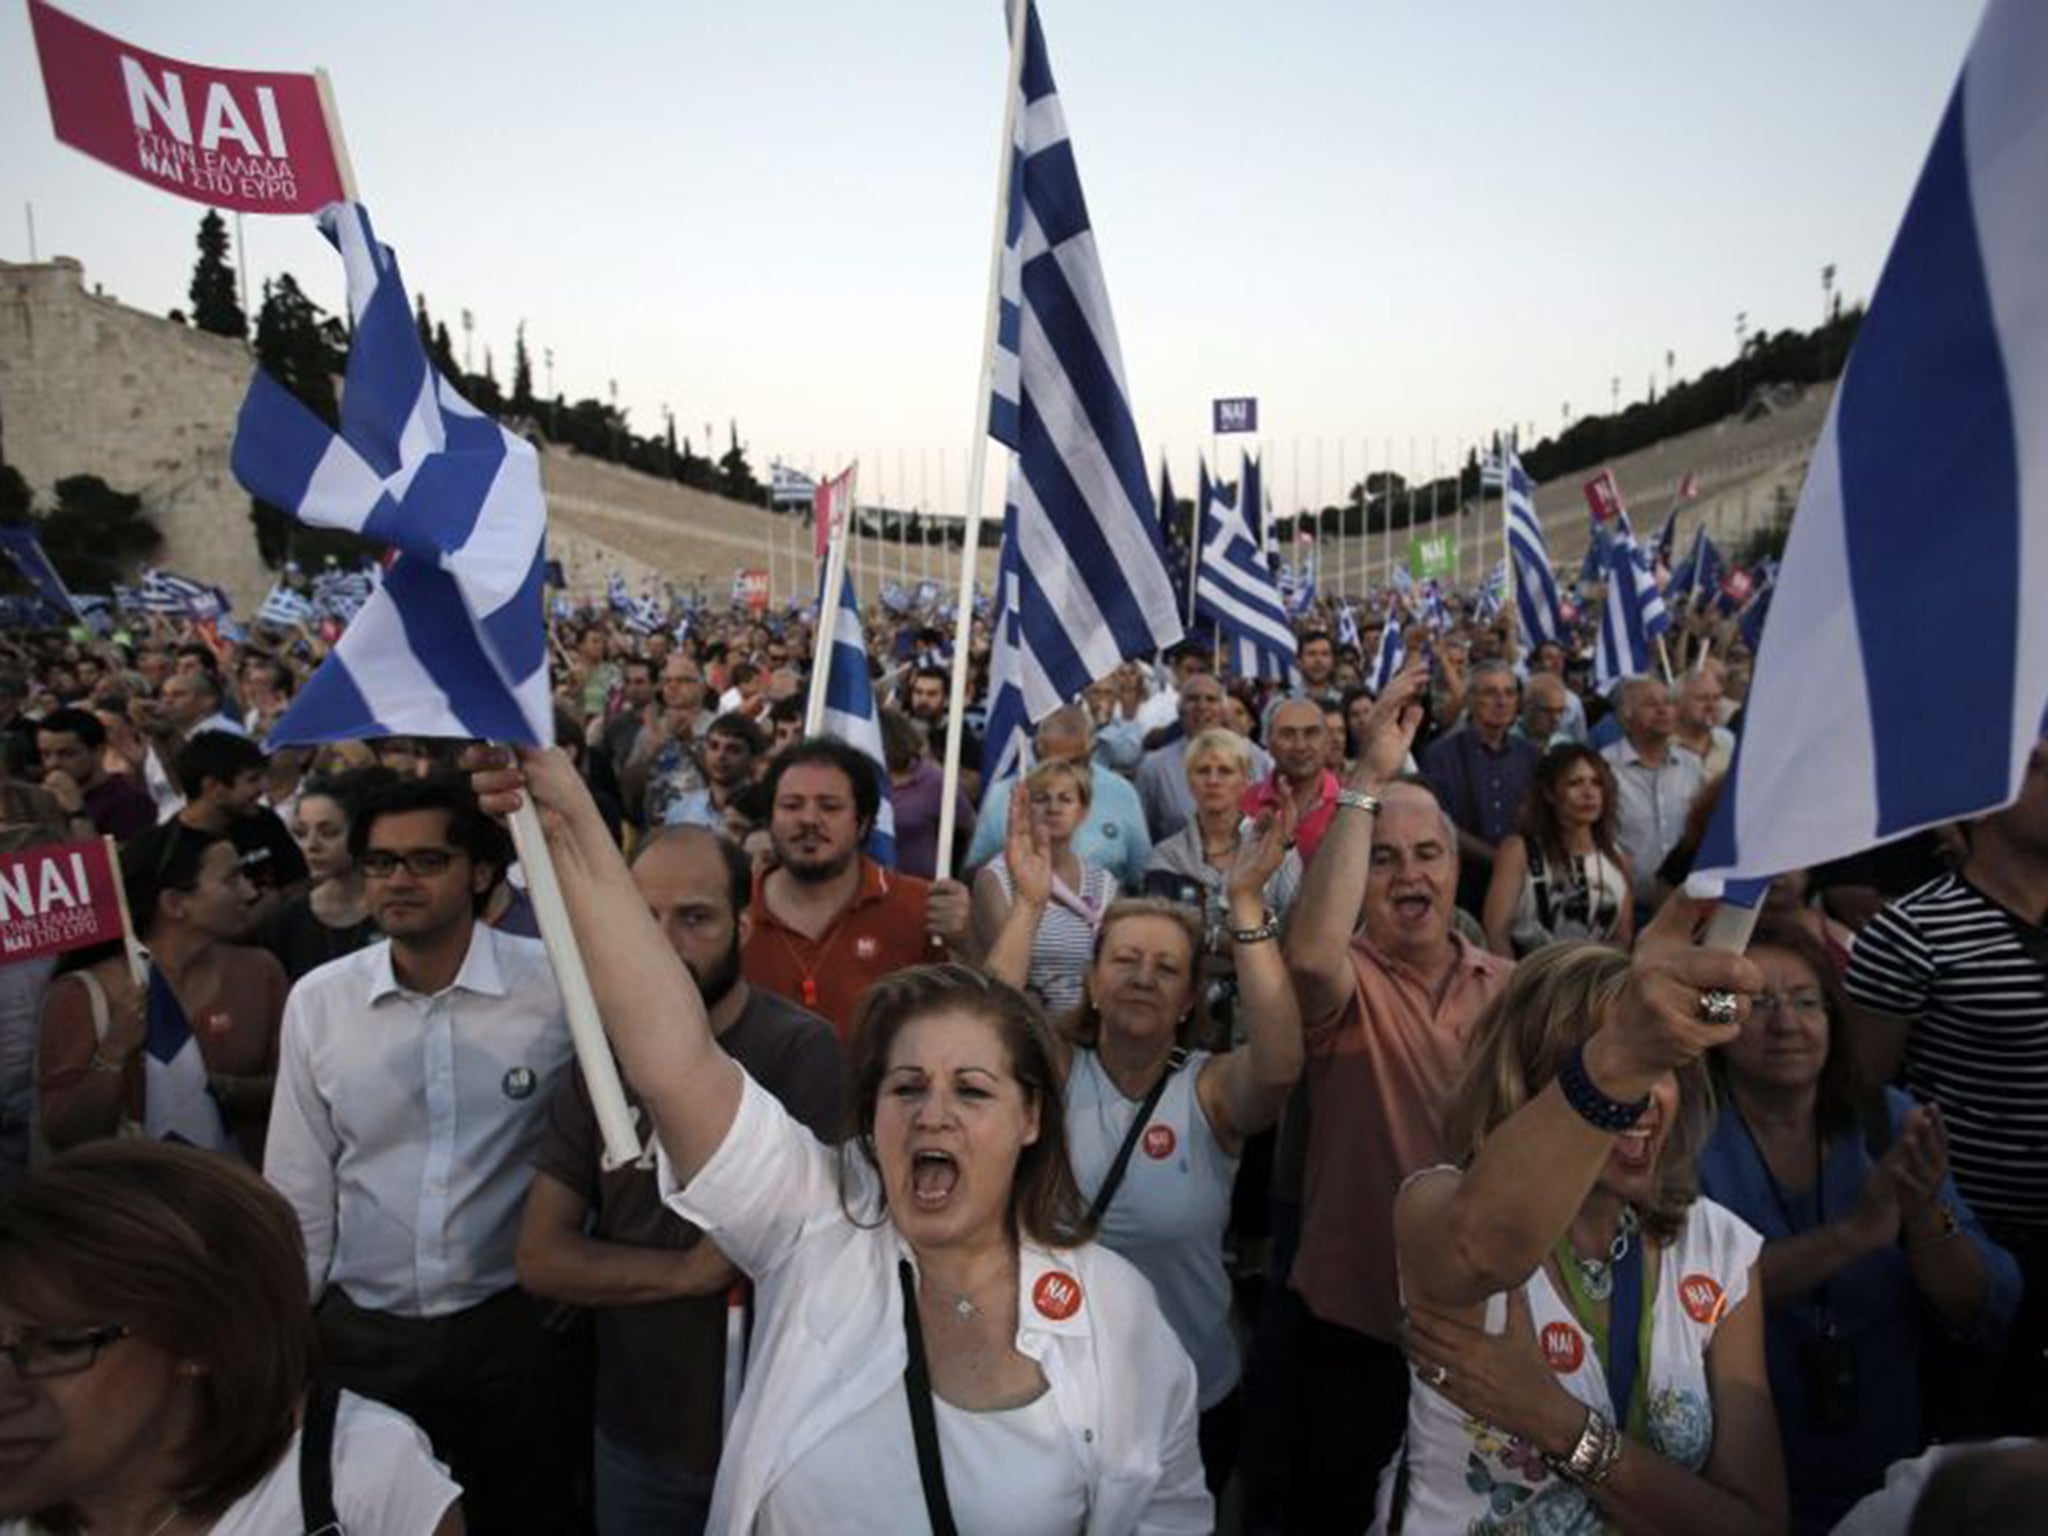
[1566,1204,1638,1303]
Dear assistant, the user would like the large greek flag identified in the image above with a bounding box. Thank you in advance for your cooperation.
[1195,456,1297,682]
[820,564,897,866]
[985,0,1184,719]
[1496,450,1563,647]
[1696,0,2048,892]
[232,204,550,746]
[982,482,1031,795]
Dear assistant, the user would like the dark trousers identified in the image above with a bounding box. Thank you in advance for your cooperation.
[1285,1310,1410,1535]
[1986,1224,2048,1435]
[317,1287,591,1536]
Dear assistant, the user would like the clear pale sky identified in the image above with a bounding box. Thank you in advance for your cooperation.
[0,0,1985,517]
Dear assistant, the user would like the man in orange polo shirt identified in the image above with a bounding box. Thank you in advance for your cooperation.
[1278,664,1514,1534]
[742,737,975,1039]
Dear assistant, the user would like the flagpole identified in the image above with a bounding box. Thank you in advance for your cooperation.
[103,836,149,988]
[805,465,858,738]
[936,0,1032,882]
[314,69,359,203]
[1503,428,1521,667]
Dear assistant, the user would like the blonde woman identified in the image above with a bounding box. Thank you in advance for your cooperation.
[971,761,1116,1018]
[1386,904,1788,1536]
[1143,727,1302,944]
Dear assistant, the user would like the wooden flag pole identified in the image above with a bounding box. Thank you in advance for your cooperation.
[1656,635,1675,686]
[102,835,148,988]
[506,797,641,1168]
[314,69,359,203]
[936,0,1033,882]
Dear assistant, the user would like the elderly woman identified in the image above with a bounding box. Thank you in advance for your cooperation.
[1144,727,1302,946]
[1388,903,1788,1535]
[992,793,1302,1492]
[0,1140,458,1534]
[971,760,1119,1018]
[1697,921,2017,1535]
[1482,743,1633,957]
[472,747,1209,1534]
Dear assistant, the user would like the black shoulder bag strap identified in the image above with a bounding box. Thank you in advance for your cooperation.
[897,1260,960,1536]
[1528,843,1557,932]
[1084,1049,1188,1229]
[298,1376,343,1535]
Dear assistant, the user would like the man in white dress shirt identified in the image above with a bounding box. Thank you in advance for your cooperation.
[265,772,577,1535]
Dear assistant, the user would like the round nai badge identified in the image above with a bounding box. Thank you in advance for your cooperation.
[1031,1271,1084,1322]
[1540,1320,1586,1374]
[1141,1123,1177,1160]
[501,1066,537,1100]
[1679,1273,1726,1325]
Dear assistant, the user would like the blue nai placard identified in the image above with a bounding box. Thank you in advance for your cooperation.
[1212,397,1258,434]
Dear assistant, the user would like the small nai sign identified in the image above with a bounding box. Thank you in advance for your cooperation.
[1212,397,1259,435]
[0,839,124,965]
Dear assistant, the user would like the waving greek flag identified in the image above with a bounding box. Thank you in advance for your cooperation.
[258,583,315,630]
[1667,526,1723,611]
[144,964,232,1151]
[982,481,1032,796]
[984,0,1184,719]
[1593,519,1668,694]
[1695,5,2048,899]
[137,569,223,618]
[0,526,79,620]
[819,564,897,866]
[1492,450,1563,647]
[1369,611,1407,694]
[1195,456,1297,682]
[231,204,549,746]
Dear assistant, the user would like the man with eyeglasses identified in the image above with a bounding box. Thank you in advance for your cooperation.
[264,772,577,1534]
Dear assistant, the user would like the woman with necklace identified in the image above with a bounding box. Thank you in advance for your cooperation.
[971,761,1118,1019]
[1483,744,1633,958]
[1389,903,1788,1535]
[990,784,1302,1493]
[258,769,386,983]
[470,745,1210,1534]
[1697,921,2016,1535]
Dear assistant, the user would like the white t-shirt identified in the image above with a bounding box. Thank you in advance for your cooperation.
[758,1381,1089,1536]
[3,1391,459,1536]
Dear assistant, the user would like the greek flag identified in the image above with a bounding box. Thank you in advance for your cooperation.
[1475,561,1506,625]
[258,584,315,630]
[137,569,222,618]
[0,526,80,620]
[143,965,232,1151]
[1593,523,1665,693]
[1369,610,1407,694]
[982,483,1031,795]
[231,204,550,747]
[310,567,375,623]
[608,573,633,615]
[1495,450,1563,647]
[621,593,664,636]
[819,564,897,866]
[1195,457,1297,682]
[1697,0,2048,898]
[1667,526,1723,611]
[984,0,1185,717]
[1419,580,1450,634]
[1336,602,1362,654]
[1279,543,1317,617]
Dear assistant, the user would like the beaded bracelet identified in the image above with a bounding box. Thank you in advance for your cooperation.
[1557,1041,1650,1133]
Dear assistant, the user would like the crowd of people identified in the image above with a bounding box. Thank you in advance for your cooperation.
[0,582,2044,1535]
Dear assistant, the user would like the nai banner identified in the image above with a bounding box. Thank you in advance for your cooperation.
[1582,469,1627,525]
[0,839,125,965]
[27,0,347,214]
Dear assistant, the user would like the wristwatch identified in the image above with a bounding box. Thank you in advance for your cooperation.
[1229,915,1280,945]
[1335,788,1383,816]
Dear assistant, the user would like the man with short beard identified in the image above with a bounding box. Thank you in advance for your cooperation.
[521,826,846,1530]
[742,737,975,1040]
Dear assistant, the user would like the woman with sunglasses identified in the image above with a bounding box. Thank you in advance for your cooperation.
[1697,920,2018,1535]
[0,1139,459,1534]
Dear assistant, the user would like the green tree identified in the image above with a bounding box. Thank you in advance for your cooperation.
[247,275,366,570]
[188,210,247,339]
[431,322,459,382]
[717,421,763,503]
[511,323,535,415]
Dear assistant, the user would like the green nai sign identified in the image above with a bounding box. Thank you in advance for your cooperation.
[1408,532,1456,579]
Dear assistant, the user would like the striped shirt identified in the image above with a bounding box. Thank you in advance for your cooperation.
[1845,874,2048,1231]
[986,854,1114,1021]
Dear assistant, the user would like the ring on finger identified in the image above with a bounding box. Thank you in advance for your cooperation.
[1427,1363,1449,1387]
[1695,988,1741,1026]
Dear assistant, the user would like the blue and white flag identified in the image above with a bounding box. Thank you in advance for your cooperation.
[257,583,315,630]
[1666,526,1723,611]
[819,563,897,866]
[1496,450,1564,648]
[1195,456,1296,682]
[0,526,80,620]
[1695,1,2048,897]
[137,569,222,618]
[1279,543,1317,618]
[1593,521,1667,693]
[1419,580,1450,634]
[1369,611,1407,694]
[1475,561,1507,625]
[232,205,550,747]
[621,593,664,636]
[1335,602,1362,654]
[607,572,633,615]
[310,566,375,624]
[984,0,1185,721]
[143,965,232,1151]
[982,482,1032,795]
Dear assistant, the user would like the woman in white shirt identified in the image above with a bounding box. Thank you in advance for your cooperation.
[989,782,1303,1493]
[0,1140,459,1535]
[1386,902,1788,1536]
[472,747,1209,1535]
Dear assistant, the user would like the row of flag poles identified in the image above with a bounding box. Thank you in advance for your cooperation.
[22,1,2048,1113]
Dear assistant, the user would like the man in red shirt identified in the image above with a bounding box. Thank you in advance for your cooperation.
[741,738,975,1039]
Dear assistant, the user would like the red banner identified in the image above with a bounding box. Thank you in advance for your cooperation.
[1582,469,1626,525]
[733,570,771,613]
[812,467,854,563]
[0,839,125,965]
[28,0,348,215]
[1721,568,1755,606]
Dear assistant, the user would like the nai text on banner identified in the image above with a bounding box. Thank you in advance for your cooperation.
[0,840,125,964]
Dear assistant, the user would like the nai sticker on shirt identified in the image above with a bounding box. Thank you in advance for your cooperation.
[502,1066,538,1100]
[855,935,878,960]
[1032,1271,1084,1321]
[1142,1123,1176,1160]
